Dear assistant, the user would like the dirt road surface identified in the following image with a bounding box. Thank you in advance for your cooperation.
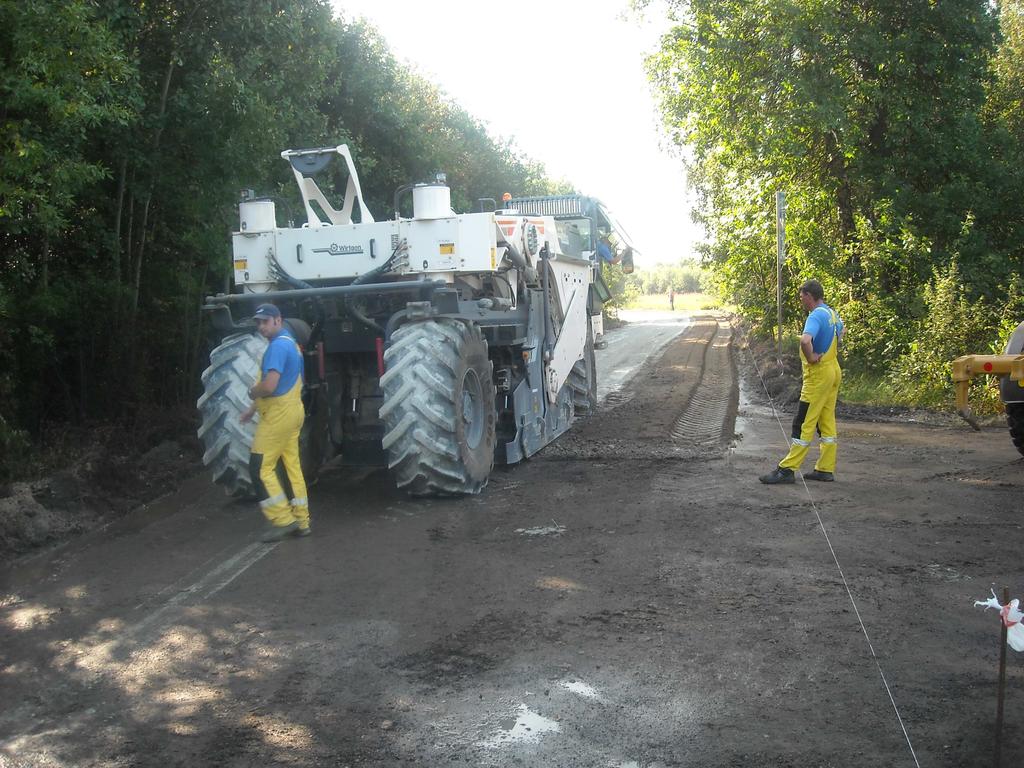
[3,311,1023,767]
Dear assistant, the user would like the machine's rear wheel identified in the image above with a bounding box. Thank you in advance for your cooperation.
[197,329,326,497]
[1007,403,1024,458]
[299,383,331,485]
[380,319,497,495]
[197,332,267,497]
[568,315,597,416]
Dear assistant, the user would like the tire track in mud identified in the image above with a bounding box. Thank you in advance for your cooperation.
[670,317,737,448]
[598,390,635,412]
[544,312,738,461]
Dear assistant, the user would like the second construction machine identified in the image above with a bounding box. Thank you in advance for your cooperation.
[952,321,1024,456]
[197,144,635,496]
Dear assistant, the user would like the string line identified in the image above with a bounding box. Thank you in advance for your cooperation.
[746,338,921,768]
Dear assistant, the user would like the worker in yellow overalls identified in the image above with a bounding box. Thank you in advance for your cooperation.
[240,303,311,541]
[760,279,844,485]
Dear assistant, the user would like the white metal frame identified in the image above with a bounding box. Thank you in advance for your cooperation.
[281,145,375,227]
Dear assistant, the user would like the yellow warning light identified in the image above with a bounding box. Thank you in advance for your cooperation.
[502,192,512,202]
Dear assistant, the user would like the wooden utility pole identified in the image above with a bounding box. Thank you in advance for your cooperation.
[776,191,786,360]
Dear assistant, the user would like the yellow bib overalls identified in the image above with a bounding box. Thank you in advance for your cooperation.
[250,340,309,530]
[779,308,842,474]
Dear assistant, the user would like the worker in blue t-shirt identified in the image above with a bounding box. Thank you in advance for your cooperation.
[592,235,621,350]
[240,303,310,540]
[596,235,621,265]
[760,279,845,484]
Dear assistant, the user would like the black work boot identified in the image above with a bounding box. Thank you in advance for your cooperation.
[804,470,835,482]
[261,521,299,542]
[759,467,795,484]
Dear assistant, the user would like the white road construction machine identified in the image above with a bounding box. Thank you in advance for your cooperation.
[198,145,635,496]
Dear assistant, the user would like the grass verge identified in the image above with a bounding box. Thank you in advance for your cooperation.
[621,292,729,312]
[840,369,1006,414]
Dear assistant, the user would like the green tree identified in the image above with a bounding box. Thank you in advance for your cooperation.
[0,0,566,478]
[644,0,1016,366]
[981,0,1024,275]
[0,0,139,429]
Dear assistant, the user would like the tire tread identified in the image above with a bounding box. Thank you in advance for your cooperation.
[380,319,496,495]
[196,332,267,497]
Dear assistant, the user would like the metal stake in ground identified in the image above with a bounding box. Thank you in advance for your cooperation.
[995,585,1009,768]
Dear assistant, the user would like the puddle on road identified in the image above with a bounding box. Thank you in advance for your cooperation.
[734,375,754,437]
[559,679,602,700]
[842,428,885,440]
[732,374,780,456]
[515,524,566,537]
[478,704,560,749]
[924,563,972,582]
[844,422,962,447]
[536,576,582,591]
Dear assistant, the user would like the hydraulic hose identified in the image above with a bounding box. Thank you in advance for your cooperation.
[385,309,409,343]
[268,252,313,290]
[344,239,409,335]
[498,241,538,284]
[503,241,528,272]
[269,243,407,337]
[268,254,327,348]
[352,240,405,286]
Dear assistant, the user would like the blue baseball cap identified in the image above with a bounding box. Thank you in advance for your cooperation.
[253,303,281,320]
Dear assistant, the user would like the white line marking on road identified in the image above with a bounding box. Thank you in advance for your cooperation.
[132,541,276,636]
[133,547,231,610]
[203,542,276,599]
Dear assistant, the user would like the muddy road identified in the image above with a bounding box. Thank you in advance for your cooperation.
[3,311,1024,767]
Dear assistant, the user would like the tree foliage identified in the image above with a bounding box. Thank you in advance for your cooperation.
[623,261,709,295]
[0,0,563,469]
[645,0,1024,394]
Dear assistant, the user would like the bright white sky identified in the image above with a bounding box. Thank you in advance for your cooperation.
[330,0,701,268]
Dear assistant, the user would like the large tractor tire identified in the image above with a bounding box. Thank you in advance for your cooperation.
[198,327,328,497]
[197,332,267,497]
[380,319,497,495]
[568,316,597,416]
[1007,403,1024,458]
[299,382,331,485]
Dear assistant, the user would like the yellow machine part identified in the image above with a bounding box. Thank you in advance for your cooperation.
[951,354,1024,428]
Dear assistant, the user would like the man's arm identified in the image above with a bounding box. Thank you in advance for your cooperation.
[597,240,620,264]
[249,370,281,399]
[240,402,257,424]
[800,333,820,363]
